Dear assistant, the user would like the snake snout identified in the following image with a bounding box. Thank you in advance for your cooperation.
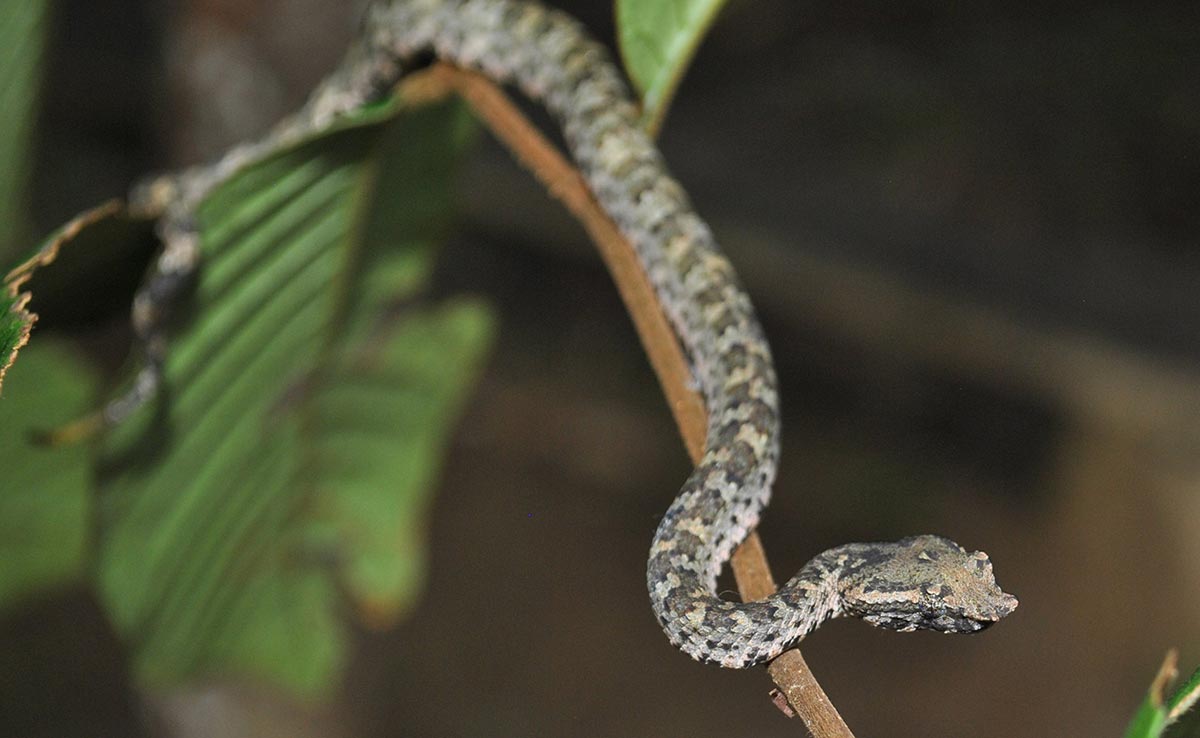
[964,550,1019,620]
[986,591,1019,620]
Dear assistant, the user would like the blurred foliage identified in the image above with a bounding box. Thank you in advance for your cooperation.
[0,340,95,611]
[2,94,494,696]
[0,292,25,380]
[1125,655,1200,738]
[0,0,49,257]
[615,0,727,136]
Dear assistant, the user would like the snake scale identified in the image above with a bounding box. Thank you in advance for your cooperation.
[120,0,1018,668]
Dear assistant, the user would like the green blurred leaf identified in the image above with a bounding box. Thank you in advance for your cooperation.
[0,339,96,612]
[0,0,50,257]
[1166,663,1200,737]
[0,291,27,384]
[86,96,491,697]
[1126,653,1200,738]
[312,108,493,624]
[1128,698,1169,738]
[312,299,493,625]
[615,0,728,135]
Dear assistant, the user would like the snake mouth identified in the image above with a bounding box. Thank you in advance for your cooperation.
[986,591,1020,620]
[865,610,991,633]
[861,588,1018,633]
[942,588,1020,632]
[963,589,1020,626]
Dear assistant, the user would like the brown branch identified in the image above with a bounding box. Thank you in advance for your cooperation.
[405,63,854,737]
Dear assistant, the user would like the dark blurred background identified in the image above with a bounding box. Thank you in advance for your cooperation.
[5,0,1200,736]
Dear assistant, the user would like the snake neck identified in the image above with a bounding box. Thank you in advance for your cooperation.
[650,543,861,668]
[653,537,1022,669]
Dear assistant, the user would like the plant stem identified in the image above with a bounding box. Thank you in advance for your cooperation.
[402,63,855,738]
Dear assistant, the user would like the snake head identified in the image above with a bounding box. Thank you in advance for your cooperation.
[840,534,1018,634]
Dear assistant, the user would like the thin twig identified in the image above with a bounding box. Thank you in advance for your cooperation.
[403,63,855,737]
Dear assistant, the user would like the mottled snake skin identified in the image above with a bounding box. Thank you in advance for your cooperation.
[123,0,1018,668]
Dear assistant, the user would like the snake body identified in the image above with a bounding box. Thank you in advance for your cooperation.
[127,0,1017,667]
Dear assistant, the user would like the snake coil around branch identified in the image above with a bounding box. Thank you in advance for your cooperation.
[114,0,1018,669]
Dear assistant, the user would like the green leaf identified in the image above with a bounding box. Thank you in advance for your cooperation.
[615,0,728,135]
[88,96,492,697]
[1166,663,1200,736]
[0,0,50,257]
[1126,653,1200,738]
[311,300,494,625]
[0,339,96,612]
[1128,698,1170,738]
[0,291,27,384]
[312,107,493,625]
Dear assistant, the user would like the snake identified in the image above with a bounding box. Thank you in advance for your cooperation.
[119,0,1018,668]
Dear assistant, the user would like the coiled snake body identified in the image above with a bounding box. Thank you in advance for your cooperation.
[127,0,1017,668]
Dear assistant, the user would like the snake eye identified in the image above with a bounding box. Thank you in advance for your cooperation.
[924,583,952,598]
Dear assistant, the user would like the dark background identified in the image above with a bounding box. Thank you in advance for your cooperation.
[5,0,1200,736]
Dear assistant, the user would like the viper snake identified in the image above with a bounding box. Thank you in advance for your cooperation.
[118,0,1018,668]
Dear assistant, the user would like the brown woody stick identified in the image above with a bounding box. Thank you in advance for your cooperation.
[406,63,854,738]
